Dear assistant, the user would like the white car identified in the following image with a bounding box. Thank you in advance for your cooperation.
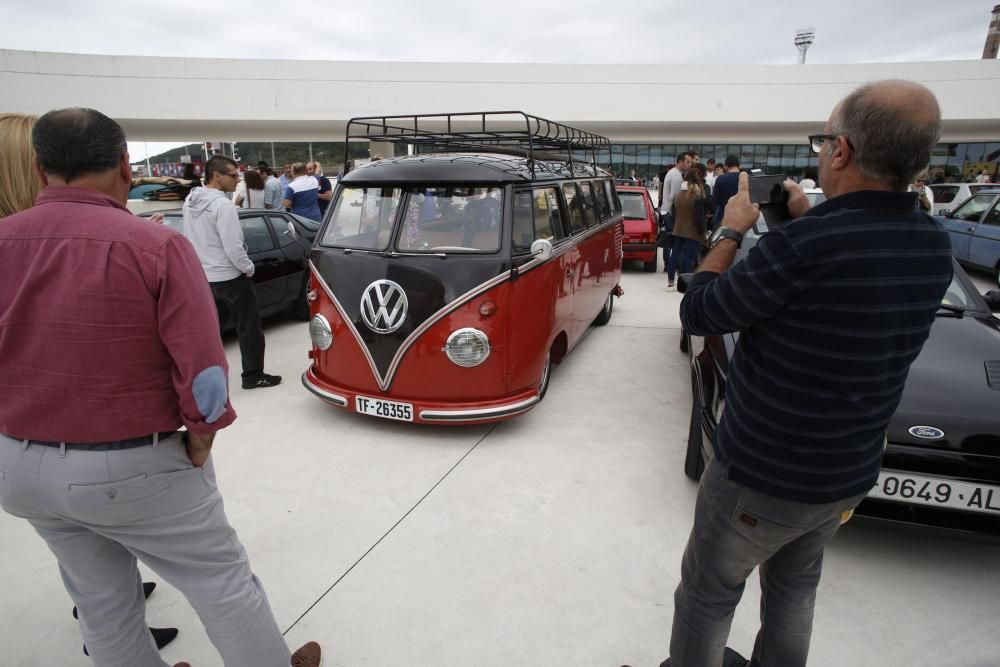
[929,183,996,216]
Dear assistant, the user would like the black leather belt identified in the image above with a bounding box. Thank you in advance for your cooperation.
[27,431,179,451]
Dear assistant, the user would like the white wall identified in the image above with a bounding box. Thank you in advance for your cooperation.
[2,49,999,143]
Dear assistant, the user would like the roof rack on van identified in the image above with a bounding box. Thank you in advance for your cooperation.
[343,111,610,179]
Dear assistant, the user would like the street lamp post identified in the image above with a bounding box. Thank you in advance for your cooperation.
[794,28,815,64]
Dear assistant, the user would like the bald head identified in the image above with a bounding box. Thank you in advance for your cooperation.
[828,79,940,191]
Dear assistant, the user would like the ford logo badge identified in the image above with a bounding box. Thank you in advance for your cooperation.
[908,426,945,440]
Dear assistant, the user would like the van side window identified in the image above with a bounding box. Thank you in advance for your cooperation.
[593,181,611,220]
[579,182,599,228]
[603,179,620,215]
[513,187,567,250]
[512,192,534,251]
[563,183,586,234]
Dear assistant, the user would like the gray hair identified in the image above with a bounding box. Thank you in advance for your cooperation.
[829,80,941,191]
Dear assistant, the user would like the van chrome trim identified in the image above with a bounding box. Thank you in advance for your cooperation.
[309,260,510,392]
[419,396,540,421]
[514,215,622,276]
[300,371,348,407]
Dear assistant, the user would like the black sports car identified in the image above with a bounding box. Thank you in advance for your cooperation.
[143,208,319,323]
[680,217,1000,534]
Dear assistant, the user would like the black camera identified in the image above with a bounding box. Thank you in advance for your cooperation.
[749,173,791,226]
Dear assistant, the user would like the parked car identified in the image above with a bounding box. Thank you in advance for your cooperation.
[937,188,1000,287]
[615,184,658,272]
[301,111,624,424]
[929,183,996,216]
[141,208,319,322]
[680,215,1000,534]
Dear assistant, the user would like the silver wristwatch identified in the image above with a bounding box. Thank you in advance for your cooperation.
[709,225,744,249]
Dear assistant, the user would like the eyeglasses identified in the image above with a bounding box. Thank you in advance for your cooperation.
[223,171,240,179]
[808,134,852,154]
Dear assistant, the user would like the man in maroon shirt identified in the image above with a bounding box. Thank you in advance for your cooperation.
[0,108,320,667]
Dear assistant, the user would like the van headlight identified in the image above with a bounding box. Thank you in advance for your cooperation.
[444,328,490,367]
[309,314,333,350]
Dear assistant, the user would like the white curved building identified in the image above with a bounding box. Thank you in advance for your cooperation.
[3,49,999,179]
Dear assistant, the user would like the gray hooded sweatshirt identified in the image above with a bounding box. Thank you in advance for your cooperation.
[181,187,255,282]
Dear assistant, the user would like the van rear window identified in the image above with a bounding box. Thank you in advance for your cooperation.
[322,187,400,250]
[397,187,502,253]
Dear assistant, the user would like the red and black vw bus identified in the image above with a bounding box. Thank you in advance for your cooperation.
[300,112,624,424]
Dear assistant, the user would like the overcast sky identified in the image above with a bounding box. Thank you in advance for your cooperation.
[3,0,995,160]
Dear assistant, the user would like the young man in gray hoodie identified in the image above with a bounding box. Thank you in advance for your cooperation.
[182,156,281,389]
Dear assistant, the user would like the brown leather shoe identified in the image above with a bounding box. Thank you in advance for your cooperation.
[291,640,321,666]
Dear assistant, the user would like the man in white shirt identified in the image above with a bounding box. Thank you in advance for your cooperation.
[182,155,282,389]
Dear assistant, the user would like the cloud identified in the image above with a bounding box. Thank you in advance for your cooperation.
[1,0,995,64]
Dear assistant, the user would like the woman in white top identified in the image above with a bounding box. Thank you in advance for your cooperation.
[234,169,266,208]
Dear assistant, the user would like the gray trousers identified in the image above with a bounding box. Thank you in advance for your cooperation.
[0,433,292,667]
[669,456,867,667]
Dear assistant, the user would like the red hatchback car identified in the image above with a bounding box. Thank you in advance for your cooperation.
[615,185,658,272]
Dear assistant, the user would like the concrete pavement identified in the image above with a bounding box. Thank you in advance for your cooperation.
[1,259,998,667]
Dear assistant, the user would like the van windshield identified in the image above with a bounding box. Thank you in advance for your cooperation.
[321,186,401,250]
[397,186,502,253]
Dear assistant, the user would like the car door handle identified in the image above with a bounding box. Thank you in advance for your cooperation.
[260,257,281,264]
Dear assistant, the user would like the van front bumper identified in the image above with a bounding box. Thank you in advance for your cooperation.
[301,367,540,424]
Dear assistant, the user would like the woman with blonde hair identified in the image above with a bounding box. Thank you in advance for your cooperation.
[0,113,43,218]
[666,168,710,290]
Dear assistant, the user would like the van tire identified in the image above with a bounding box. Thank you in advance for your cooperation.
[538,351,552,400]
[594,292,614,326]
[642,258,657,272]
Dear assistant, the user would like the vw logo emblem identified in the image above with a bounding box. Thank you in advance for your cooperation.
[907,425,945,440]
[360,280,408,334]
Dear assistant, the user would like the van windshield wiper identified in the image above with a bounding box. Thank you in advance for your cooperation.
[936,303,966,317]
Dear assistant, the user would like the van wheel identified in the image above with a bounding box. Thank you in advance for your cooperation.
[642,258,657,272]
[594,292,614,326]
[684,389,706,481]
[538,351,552,400]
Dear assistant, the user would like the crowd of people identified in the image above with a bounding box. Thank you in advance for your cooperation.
[229,160,335,222]
[0,77,963,667]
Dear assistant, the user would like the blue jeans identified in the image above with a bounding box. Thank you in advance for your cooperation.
[666,237,701,282]
[668,457,866,667]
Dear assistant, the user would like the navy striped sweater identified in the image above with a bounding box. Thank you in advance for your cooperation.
[681,190,953,503]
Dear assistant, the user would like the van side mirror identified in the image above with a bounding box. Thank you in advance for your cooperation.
[530,238,553,261]
[677,273,693,294]
[984,290,1000,312]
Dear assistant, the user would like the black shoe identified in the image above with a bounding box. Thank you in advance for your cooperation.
[74,581,157,619]
[659,648,748,667]
[84,626,178,656]
[242,372,282,389]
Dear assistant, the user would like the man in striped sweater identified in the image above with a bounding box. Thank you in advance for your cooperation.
[664,80,953,667]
